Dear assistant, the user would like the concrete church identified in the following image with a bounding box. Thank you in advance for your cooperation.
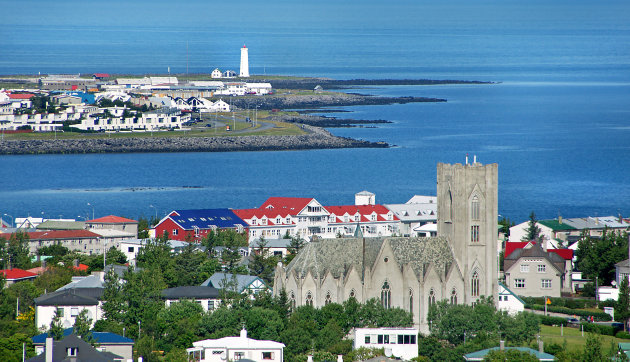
[273,161,499,332]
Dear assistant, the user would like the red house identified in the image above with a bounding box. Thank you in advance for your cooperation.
[154,209,247,242]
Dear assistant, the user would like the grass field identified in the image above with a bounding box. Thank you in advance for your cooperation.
[539,325,625,351]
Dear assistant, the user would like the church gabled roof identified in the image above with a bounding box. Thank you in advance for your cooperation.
[284,236,454,281]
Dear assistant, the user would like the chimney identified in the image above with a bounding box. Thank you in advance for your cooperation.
[538,339,544,353]
[465,153,469,165]
[337,355,343,362]
[45,337,53,362]
[500,340,505,351]
[240,328,247,339]
[307,356,313,362]
[473,155,477,164]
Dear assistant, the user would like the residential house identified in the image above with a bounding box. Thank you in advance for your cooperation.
[154,208,247,242]
[34,288,104,330]
[0,230,103,255]
[384,195,437,237]
[161,286,221,312]
[233,208,296,241]
[504,243,569,298]
[27,334,123,362]
[0,268,37,287]
[32,328,134,361]
[201,273,269,297]
[510,215,630,245]
[324,204,399,238]
[187,328,284,362]
[245,83,273,95]
[354,328,419,360]
[258,197,330,241]
[509,218,577,246]
[497,282,525,315]
[249,237,292,258]
[211,68,222,79]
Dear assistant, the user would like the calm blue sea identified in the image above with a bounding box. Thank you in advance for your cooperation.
[1,0,629,223]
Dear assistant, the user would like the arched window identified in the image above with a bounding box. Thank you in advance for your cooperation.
[349,289,356,299]
[305,291,313,307]
[447,189,453,221]
[471,270,480,297]
[450,288,458,305]
[325,292,332,306]
[471,195,480,221]
[381,281,391,309]
[409,289,414,316]
[289,292,296,311]
[428,289,436,307]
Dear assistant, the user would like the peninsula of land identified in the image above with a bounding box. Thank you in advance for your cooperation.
[0,75,491,155]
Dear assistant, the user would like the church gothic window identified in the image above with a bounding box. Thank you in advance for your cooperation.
[447,189,453,221]
[305,291,313,307]
[381,281,391,309]
[471,225,480,243]
[409,289,413,316]
[471,270,480,297]
[471,195,480,220]
[325,292,332,305]
[289,292,296,311]
[428,289,436,307]
[349,289,356,299]
[450,288,458,305]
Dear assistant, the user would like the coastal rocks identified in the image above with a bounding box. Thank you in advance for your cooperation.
[0,126,387,155]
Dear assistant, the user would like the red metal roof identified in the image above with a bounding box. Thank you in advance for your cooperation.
[260,197,315,214]
[549,248,574,260]
[505,242,533,258]
[93,73,110,78]
[88,215,137,223]
[1,268,38,280]
[8,93,35,99]
[233,208,293,221]
[325,204,399,222]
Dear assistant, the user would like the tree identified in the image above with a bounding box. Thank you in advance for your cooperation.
[250,237,280,285]
[106,247,127,265]
[521,211,542,242]
[583,333,606,362]
[575,230,628,284]
[0,232,31,269]
[33,266,74,293]
[73,309,95,344]
[286,235,306,264]
[617,276,630,331]
[48,308,64,340]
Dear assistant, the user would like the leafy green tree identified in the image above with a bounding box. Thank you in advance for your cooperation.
[37,244,69,258]
[583,333,606,362]
[33,266,74,293]
[576,230,628,284]
[498,217,515,238]
[48,308,64,340]
[106,247,127,265]
[155,300,203,352]
[136,232,176,286]
[135,335,160,362]
[0,333,36,361]
[617,276,630,331]
[101,267,125,323]
[0,232,31,269]
[0,281,41,320]
[73,309,95,344]
[286,235,306,264]
[122,268,167,339]
[250,237,280,285]
[314,319,344,351]
[521,211,542,242]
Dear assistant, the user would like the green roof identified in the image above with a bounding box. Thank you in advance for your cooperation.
[498,282,526,305]
[36,220,86,230]
[538,219,577,231]
[464,347,555,361]
[619,342,630,351]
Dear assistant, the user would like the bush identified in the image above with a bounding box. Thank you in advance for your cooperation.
[616,331,630,340]
[540,315,568,326]
[580,322,618,336]
[527,304,611,321]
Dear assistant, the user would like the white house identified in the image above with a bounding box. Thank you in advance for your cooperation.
[353,327,419,360]
[245,83,273,95]
[497,282,525,315]
[34,288,103,331]
[187,328,285,362]
[161,286,221,312]
[201,273,269,298]
[385,195,437,237]
[211,68,222,79]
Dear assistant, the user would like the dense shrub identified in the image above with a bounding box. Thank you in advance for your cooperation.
[616,331,630,339]
[527,304,611,321]
[540,315,568,326]
[580,322,618,336]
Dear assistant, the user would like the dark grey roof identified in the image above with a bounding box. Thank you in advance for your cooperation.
[35,288,103,306]
[285,236,454,280]
[161,286,220,299]
[27,334,118,362]
[504,243,565,274]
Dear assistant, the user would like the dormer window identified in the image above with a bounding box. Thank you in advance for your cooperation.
[276,217,281,224]
[286,217,291,223]
[371,214,377,221]
[251,219,257,225]
[67,347,78,356]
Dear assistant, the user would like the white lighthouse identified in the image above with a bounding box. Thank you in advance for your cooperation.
[240,45,250,78]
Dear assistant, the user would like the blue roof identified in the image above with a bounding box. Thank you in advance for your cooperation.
[32,328,134,344]
[169,209,246,230]
[464,347,554,361]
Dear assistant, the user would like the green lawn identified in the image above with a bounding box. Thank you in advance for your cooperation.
[540,325,625,351]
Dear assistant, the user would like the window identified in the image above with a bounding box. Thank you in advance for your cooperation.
[289,292,296,311]
[286,217,291,223]
[71,307,78,317]
[538,264,546,273]
[428,289,436,307]
[409,289,413,316]
[371,214,377,221]
[542,279,552,289]
[128,246,134,252]
[381,281,391,309]
[262,352,273,360]
[325,292,332,305]
[450,289,458,305]
[234,352,244,360]
[349,289,356,299]
[66,347,78,356]
[252,219,257,225]
[471,225,480,243]
[273,251,283,256]
[471,195,480,220]
[305,291,313,307]
[471,270,480,297]
[515,279,526,288]
[276,217,281,224]
[57,307,64,317]
[520,264,530,273]
[365,336,371,344]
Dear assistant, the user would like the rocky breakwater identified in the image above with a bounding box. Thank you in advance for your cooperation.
[228,93,445,110]
[0,126,387,155]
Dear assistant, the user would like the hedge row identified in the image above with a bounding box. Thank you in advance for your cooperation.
[580,322,619,336]
[521,297,598,309]
[526,304,612,321]
[616,331,630,340]
[540,315,568,326]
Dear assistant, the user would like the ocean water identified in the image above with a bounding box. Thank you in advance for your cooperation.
[1,0,629,223]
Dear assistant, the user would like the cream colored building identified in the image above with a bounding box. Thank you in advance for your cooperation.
[274,161,499,332]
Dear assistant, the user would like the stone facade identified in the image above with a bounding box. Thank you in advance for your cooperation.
[274,162,499,332]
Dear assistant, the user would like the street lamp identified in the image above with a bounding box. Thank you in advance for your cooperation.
[3,213,13,228]
[87,203,94,220]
